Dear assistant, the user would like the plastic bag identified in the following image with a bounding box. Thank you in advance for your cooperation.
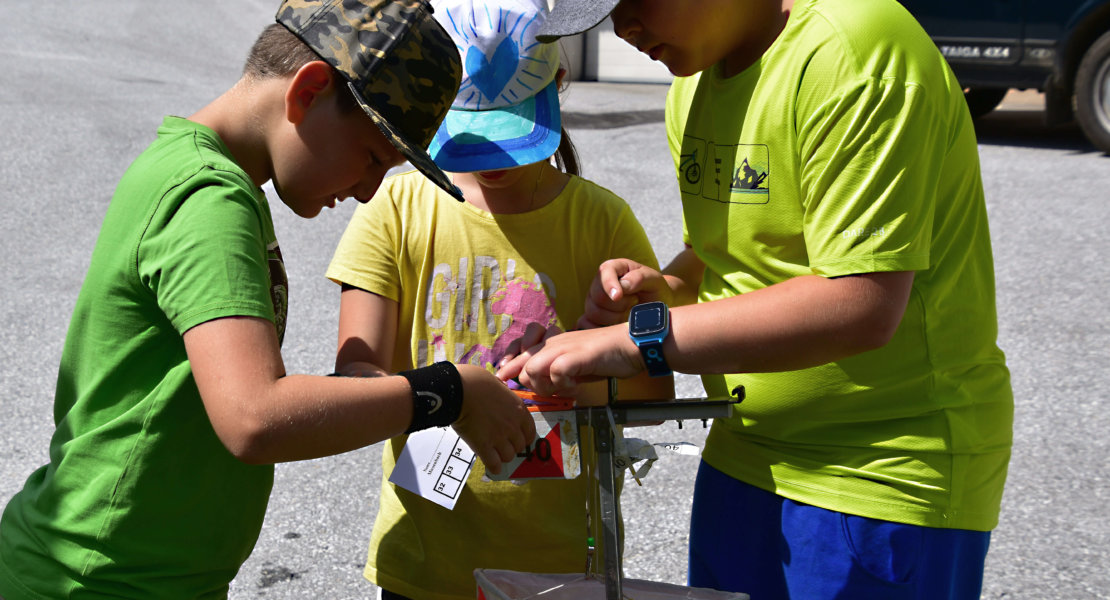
[475,569,749,600]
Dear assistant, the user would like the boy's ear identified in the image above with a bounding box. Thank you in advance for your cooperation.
[285,61,337,125]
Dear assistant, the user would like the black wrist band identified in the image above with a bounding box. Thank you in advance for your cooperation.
[399,361,464,433]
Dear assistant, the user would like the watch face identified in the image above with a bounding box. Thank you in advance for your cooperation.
[630,303,667,336]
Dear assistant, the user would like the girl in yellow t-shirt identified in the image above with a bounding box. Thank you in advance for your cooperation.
[326,1,672,598]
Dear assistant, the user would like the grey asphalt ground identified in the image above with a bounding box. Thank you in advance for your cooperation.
[2,3,1108,599]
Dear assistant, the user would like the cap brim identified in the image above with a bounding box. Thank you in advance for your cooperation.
[348,82,465,202]
[429,80,562,173]
[535,0,619,43]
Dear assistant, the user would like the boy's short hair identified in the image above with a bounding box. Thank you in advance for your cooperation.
[273,0,465,201]
[243,23,320,79]
[244,24,359,113]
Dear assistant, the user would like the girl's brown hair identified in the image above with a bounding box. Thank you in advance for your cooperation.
[551,127,580,177]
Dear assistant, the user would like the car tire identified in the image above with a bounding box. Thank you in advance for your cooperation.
[1075,29,1110,154]
[963,88,1009,119]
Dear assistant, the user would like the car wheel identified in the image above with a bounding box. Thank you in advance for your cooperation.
[963,88,1009,119]
[1075,29,1110,154]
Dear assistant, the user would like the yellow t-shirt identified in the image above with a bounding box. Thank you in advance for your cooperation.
[327,170,658,599]
[665,0,1012,530]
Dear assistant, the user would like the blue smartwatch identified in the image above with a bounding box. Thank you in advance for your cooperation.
[628,301,671,377]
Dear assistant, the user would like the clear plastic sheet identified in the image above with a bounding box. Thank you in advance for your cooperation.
[475,569,749,600]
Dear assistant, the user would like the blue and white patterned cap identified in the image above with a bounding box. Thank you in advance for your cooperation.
[428,0,562,173]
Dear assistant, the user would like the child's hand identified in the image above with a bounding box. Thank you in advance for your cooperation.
[497,322,563,371]
[496,322,589,398]
[452,364,536,475]
[496,325,643,397]
[577,258,673,330]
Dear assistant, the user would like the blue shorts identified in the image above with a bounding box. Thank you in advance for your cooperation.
[688,461,991,600]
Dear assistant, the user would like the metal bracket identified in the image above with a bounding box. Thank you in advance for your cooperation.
[578,382,743,600]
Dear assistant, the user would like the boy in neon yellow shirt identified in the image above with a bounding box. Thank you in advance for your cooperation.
[500,0,1013,597]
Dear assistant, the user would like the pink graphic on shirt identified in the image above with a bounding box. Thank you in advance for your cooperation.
[478,278,558,367]
[459,344,488,364]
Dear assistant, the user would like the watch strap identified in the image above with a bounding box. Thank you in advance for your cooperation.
[637,341,671,377]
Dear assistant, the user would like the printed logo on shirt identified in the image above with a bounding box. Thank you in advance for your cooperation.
[679,136,769,205]
[267,241,288,343]
[416,256,559,369]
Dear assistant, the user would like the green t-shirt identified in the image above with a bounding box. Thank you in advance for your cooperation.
[665,0,1012,530]
[328,171,658,600]
[0,117,287,599]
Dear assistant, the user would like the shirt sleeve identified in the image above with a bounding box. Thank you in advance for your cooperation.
[138,170,275,334]
[326,177,404,301]
[666,76,697,249]
[610,202,661,271]
[795,74,940,276]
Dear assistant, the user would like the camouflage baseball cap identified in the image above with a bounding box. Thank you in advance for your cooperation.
[277,0,465,201]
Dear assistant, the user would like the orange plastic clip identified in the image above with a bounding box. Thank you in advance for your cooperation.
[514,389,576,412]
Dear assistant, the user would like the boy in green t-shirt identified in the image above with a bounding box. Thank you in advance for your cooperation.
[0,1,535,598]
[499,0,1013,598]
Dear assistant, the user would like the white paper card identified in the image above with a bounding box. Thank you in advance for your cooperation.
[389,427,475,510]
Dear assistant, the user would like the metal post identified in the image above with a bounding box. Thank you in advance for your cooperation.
[592,407,622,600]
[575,382,742,600]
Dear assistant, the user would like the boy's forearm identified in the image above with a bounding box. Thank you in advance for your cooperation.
[664,271,914,375]
[186,316,414,464]
[187,316,531,472]
[214,373,415,465]
[498,271,915,396]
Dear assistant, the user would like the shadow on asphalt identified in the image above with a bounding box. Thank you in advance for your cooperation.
[564,106,1107,157]
[563,109,665,129]
[974,109,1103,154]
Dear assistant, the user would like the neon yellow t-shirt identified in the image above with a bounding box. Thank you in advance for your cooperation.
[665,0,1012,530]
[327,170,658,599]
